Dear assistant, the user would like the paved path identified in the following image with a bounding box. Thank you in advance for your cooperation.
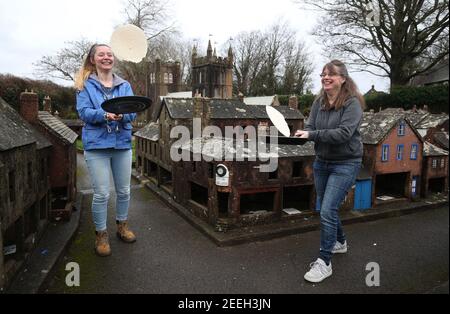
[42,154,449,294]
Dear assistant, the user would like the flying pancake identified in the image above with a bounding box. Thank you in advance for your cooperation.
[110,24,148,63]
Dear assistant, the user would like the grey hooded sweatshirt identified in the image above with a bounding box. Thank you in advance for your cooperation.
[305,96,363,162]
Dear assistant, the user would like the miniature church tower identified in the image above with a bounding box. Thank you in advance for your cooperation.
[191,40,233,99]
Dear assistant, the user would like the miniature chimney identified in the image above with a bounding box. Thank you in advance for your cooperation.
[19,90,39,123]
[43,96,52,113]
[193,96,210,130]
[238,92,244,102]
[288,95,298,110]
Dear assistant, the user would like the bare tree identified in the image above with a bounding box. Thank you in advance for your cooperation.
[232,20,313,96]
[123,0,176,40]
[232,31,267,95]
[261,21,297,95]
[282,41,314,94]
[33,38,93,82]
[117,0,179,95]
[295,0,449,88]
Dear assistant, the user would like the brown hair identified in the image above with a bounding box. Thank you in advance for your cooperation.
[316,60,366,110]
[74,44,111,91]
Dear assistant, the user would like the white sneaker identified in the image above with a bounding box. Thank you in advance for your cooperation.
[304,258,332,283]
[332,240,348,254]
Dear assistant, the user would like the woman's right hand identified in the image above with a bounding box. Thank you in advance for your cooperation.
[105,112,122,121]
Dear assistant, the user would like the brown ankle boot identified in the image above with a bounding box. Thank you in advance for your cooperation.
[116,220,136,243]
[95,230,111,257]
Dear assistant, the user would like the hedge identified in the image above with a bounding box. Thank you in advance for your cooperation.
[0,74,77,118]
[279,84,448,115]
[365,84,448,113]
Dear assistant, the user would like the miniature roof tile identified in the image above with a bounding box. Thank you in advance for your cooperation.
[29,125,52,150]
[61,119,85,127]
[415,113,449,129]
[176,136,315,159]
[38,111,78,144]
[424,141,448,157]
[161,98,304,120]
[433,132,449,150]
[243,96,280,106]
[0,97,37,151]
[404,112,430,127]
[134,122,160,141]
[360,111,423,144]
[163,98,193,119]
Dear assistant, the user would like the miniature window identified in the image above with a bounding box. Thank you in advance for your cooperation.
[268,168,278,180]
[432,159,437,168]
[382,144,389,161]
[410,144,418,160]
[292,161,304,177]
[440,158,445,168]
[398,121,405,136]
[164,73,169,84]
[40,158,46,179]
[27,162,33,189]
[168,73,173,84]
[9,170,15,203]
[397,145,404,160]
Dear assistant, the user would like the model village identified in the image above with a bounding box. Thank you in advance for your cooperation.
[0,41,448,290]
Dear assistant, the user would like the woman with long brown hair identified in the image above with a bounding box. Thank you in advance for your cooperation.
[295,60,365,282]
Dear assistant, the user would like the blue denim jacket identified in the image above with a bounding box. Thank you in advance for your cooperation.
[76,74,137,150]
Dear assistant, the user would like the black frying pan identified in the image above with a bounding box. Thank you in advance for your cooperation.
[263,136,308,145]
[101,96,152,114]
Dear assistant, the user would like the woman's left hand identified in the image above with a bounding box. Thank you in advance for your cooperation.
[294,130,309,138]
[112,114,123,121]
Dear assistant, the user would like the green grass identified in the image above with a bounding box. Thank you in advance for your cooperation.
[76,139,83,151]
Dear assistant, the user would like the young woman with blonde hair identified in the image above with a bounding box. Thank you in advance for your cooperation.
[76,44,137,257]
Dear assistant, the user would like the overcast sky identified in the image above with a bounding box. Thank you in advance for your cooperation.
[0,0,390,93]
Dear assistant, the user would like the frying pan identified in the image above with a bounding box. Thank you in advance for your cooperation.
[265,105,308,145]
[101,96,152,114]
[263,136,308,145]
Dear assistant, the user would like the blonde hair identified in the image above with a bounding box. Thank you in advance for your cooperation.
[316,60,366,111]
[74,44,110,91]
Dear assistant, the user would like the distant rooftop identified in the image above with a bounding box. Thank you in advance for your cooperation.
[177,136,315,160]
[243,95,280,106]
[424,141,448,157]
[360,111,423,144]
[160,98,303,120]
[38,111,78,144]
[0,97,36,151]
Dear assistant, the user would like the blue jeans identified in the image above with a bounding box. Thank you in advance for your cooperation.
[313,160,361,264]
[84,149,132,231]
